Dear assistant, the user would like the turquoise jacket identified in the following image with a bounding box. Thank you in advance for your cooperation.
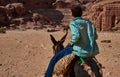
[69,17,99,58]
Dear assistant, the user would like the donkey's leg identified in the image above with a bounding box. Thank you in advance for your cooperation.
[87,58,102,77]
[74,62,90,77]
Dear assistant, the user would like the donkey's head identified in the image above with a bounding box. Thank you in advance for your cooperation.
[50,31,68,54]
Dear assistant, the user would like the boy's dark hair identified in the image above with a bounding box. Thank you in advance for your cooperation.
[71,4,83,17]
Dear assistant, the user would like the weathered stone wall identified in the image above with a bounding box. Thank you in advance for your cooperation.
[102,4,120,31]
[88,2,120,31]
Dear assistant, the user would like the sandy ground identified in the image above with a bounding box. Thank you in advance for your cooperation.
[0,29,120,77]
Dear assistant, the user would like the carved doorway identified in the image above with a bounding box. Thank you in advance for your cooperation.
[111,15,116,28]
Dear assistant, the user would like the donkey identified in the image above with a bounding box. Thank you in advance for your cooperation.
[50,31,103,77]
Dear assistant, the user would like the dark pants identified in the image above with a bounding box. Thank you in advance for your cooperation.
[44,45,72,77]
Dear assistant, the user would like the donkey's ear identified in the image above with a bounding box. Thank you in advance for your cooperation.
[50,34,57,45]
[60,30,68,43]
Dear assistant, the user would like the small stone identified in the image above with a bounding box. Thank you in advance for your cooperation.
[0,64,2,66]
[108,45,112,48]
[105,72,112,76]
[101,40,111,43]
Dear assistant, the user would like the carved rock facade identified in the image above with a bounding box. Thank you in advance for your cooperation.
[102,4,120,31]
[89,4,120,31]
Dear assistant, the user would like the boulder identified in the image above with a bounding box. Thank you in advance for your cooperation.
[32,13,50,26]
[5,3,26,17]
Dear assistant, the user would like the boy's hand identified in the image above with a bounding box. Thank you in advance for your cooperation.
[67,43,71,46]
[67,43,73,47]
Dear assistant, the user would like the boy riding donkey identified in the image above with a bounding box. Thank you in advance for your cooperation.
[45,3,102,77]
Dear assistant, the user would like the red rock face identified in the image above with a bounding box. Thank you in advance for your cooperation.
[0,0,96,9]
[0,0,56,9]
[0,0,120,31]
[80,0,95,4]
[12,0,56,9]
[0,0,9,6]
[0,6,9,27]
[53,0,81,8]
[23,0,52,9]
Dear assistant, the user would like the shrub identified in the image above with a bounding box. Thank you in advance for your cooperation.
[0,28,6,33]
